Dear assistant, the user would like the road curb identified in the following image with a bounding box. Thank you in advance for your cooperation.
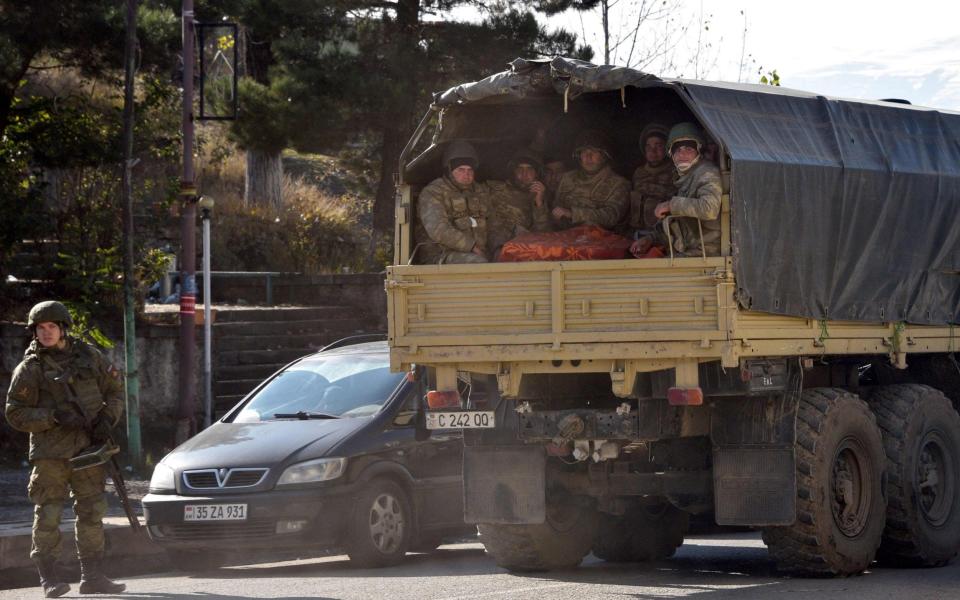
[0,516,163,590]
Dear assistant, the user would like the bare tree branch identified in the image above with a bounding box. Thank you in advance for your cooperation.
[737,9,747,83]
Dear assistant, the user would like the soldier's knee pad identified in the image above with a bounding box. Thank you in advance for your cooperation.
[74,494,107,522]
[34,503,64,531]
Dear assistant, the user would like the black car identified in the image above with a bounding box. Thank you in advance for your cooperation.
[142,339,470,569]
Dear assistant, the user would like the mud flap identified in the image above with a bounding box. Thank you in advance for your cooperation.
[463,445,545,525]
[713,447,795,525]
[711,391,799,526]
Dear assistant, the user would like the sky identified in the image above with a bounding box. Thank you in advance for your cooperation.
[450,0,960,111]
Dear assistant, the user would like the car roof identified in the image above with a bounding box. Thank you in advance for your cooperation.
[313,340,388,358]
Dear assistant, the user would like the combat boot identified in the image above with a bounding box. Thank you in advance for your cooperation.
[78,557,126,594]
[34,558,70,598]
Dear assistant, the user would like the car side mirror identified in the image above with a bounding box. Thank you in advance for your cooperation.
[414,402,431,441]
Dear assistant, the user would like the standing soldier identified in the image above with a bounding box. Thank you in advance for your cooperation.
[4,301,126,597]
[487,148,552,258]
[416,140,492,263]
[623,122,677,234]
[630,122,722,258]
[551,129,630,230]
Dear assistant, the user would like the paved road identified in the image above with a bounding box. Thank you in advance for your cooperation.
[3,533,960,599]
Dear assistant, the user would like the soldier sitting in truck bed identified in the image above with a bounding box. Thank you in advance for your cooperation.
[630,122,722,258]
[551,129,630,231]
[621,122,677,236]
[416,140,492,264]
[486,148,552,259]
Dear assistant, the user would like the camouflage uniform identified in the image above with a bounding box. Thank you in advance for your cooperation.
[417,176,492,264]
[657,159,722,257]
[5,337,123,562]
[486,180,551,254]
[626,160,677,232]
[553,166,630,230]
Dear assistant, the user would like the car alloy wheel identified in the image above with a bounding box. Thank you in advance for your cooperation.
[368,491,406,554]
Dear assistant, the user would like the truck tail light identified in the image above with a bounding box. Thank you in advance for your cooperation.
[426,390,460,409]
[667,387,704,406]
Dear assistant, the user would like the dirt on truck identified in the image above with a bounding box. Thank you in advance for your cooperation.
[386,57,960,576]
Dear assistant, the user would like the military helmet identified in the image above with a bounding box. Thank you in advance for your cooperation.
[667,122,705,154]
[27,300,73,327]
[572,129,613,160]
[443,140,480,172]
[639,122,669,147]
[507,147,543,174]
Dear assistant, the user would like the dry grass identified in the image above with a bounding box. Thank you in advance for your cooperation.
[194,125,368,273]
[196,126,352,224]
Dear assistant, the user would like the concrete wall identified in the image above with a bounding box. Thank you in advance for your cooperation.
[0,320,193,462]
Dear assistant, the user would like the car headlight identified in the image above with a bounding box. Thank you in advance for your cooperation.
[277,457,346,486]
[149,462,176,492]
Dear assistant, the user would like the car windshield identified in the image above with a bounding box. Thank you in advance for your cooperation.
[232,352,404,423]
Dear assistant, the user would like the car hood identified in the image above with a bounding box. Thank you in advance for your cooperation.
[162,418,369,472]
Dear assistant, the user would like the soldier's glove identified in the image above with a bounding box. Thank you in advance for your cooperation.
[91,416,114,443]
[53,408,87,430]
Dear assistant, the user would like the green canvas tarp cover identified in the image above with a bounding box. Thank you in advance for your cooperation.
[429,57,960,325]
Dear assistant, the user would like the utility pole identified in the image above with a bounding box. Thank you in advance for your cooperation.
[121,0,142,468]
[176,0,198,444]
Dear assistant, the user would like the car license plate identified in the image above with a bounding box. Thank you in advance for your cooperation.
[426,411,495,429]
[183,504,247,521]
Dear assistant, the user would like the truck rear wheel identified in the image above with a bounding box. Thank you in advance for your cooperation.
[478,497,595,572]
[870,384,960,566]
[593,501,689,562]
[762,388,886,576]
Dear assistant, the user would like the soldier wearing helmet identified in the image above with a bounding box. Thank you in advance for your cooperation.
[5,301,126,597]
[622,122,677,234]
[551,129,629,230]
[486,148,552,258]
[416,140,493,263]
[630,122,722,258]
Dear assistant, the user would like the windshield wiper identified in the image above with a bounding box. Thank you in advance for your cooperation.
[273,411,340,420]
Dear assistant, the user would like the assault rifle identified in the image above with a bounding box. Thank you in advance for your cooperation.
[71,441,143,533]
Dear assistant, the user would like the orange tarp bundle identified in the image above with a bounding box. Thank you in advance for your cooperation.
[498,225,633,262]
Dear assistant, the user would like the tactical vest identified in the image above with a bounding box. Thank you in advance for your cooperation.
[38,348,104,421]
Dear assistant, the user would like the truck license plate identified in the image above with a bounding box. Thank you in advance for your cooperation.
[426,411,495,429]
[184,504,247,521]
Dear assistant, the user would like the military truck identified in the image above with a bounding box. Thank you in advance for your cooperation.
[385,57,960,576]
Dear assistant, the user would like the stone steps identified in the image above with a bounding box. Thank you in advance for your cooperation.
[210,332,359,352]
[212,316,366,337]
[211,305,381,416]
[215,378,269,397]
[216,363,286,381]
[212,306,358,323]
[216,394,246,411]
[217,347,319,367]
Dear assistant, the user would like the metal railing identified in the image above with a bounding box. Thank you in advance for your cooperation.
[164,270,297,305]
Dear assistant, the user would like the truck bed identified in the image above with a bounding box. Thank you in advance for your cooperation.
[387,257,956,375]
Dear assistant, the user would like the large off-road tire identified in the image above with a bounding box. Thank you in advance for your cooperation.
[345,479,412,568]
[870,384,960,567]
[762,388,886,576]
[478,499,596,572]
[593,502,689,562]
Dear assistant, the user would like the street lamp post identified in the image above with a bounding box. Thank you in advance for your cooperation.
[198,195,215,428]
